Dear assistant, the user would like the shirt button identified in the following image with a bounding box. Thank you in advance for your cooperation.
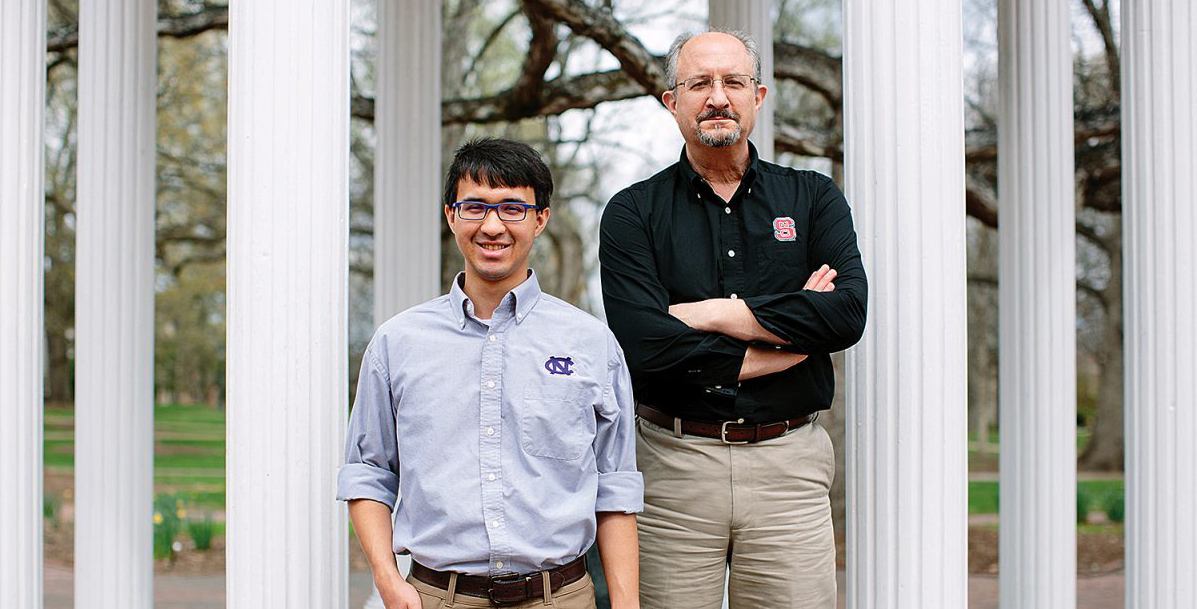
[487,473,496,482]
[496,561,504,569]
[727,249,736,258]
[486,380,495,389]
[730,293,738,299]
[492,520,501,528]
[486,427,495,436]
[488,335,496,342]
[724,206,731,214]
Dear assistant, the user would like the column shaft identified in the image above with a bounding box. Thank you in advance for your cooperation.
[75,1,158,606]
[0,1,46,606]
[226,2,350,607]
[374,0,442,321]
[843,1,968,607]
[708,0,774,160]
[1122,1,1197,606]
[996,1,1077,607]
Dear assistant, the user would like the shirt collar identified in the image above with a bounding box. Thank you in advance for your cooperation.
[449,269,543,329]
[677,140,761,198]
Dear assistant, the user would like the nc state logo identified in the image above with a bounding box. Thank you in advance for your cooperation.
[773,217,796,242]
[544,356,574,376]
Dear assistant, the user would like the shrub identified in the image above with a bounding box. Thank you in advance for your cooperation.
[1102,491,1125,523]
[187,515,216,551]
[1076,486,1092,524]
[44,493,62,529]
[153,493,183,560]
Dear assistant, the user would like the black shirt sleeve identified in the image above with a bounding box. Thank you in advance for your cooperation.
[741,175,868,354]
[600,189,749,386]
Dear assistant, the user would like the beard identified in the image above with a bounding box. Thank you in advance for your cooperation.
[694,108,742,147]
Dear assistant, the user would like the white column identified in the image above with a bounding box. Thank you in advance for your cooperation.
[842,1,968,607]
[373,0,441,321]
[362,5,441,607]
[0,1,46,606]
[996,1,1076,606]
[1122,1,1197,606]
[708,0,774,161]
[75,1,157,606]
[227,2,350,607]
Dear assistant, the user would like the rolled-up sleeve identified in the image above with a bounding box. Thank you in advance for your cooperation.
[593,335,644,513]
[336,341,400,509]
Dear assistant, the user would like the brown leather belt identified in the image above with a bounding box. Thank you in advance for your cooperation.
[411,555,587,606]
[636,404,814,444]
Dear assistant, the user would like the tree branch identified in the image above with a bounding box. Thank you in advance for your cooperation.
[773,41,841,106]
[48,4,229,53]
[1081,0,1120,95]
[521,0,668,94]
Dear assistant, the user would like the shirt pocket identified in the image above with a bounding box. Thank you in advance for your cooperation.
[756,240,807,271]
[519,387,595,460]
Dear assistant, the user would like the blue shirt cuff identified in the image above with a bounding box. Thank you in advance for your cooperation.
[595,471,644,513]
[336,463,399,509]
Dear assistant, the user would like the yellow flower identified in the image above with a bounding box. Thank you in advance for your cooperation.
[177,509,187,520]
[175,499,184,509]
[153,512,163,525]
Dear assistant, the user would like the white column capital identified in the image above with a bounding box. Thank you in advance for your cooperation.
[843,0,968,606]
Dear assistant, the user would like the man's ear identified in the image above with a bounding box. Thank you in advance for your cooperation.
[444,205,457,234]
[532,207,551,238]
[662,88,677,116]
[754,82,768,111]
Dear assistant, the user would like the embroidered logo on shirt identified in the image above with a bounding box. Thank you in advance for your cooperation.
[773,217,797,242]
[544,356,575,376]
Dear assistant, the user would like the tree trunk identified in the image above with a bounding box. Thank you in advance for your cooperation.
[1079,228,1124,471]
[45,329,73,404]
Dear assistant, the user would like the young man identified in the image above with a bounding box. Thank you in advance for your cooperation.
[600,31,867,608]
[340,138,642,609]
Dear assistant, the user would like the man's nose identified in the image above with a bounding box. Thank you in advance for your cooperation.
[707,81,732,107]
[480,209,507,234]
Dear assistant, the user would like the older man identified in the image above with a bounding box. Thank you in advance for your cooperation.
[599,31,867,608]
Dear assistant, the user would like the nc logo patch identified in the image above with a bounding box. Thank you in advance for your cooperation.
[773,217,797,242]
[544,356,575,376]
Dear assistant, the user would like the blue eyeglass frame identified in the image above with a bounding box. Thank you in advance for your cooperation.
[450,201,541,222]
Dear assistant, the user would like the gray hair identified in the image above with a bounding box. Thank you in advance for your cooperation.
[664,28,762,90]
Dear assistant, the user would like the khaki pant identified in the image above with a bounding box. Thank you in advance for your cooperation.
[637,418,837,609]
[407,572,596,609]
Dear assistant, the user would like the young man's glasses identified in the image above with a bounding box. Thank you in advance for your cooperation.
[674,74,757,93]
[451,201,540,222]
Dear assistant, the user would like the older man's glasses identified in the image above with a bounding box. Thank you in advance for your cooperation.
[451,201,540,222]
[675,74,757,93]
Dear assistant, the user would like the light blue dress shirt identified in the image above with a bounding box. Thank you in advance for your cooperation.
[337,271,643,575]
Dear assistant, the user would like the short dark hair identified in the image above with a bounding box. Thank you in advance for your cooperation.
[442,138,554,210]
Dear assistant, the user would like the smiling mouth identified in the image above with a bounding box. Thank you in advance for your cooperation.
[479,243,509,251]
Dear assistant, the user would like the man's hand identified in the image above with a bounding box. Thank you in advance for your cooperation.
[804,264,837,292]
[375,572,423,609]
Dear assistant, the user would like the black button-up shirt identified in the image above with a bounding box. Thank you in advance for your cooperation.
[599,144,867,423]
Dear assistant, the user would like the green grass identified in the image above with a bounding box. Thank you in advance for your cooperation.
[969,479,1124,515]
[45,402,228,510]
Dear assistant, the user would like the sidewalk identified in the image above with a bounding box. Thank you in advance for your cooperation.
[45,564,1125,608]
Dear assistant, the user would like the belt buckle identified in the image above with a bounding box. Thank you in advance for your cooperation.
[488,571,530,607]
[720,420,750,445]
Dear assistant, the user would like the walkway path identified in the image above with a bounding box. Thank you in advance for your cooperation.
[45,564,1124,608]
